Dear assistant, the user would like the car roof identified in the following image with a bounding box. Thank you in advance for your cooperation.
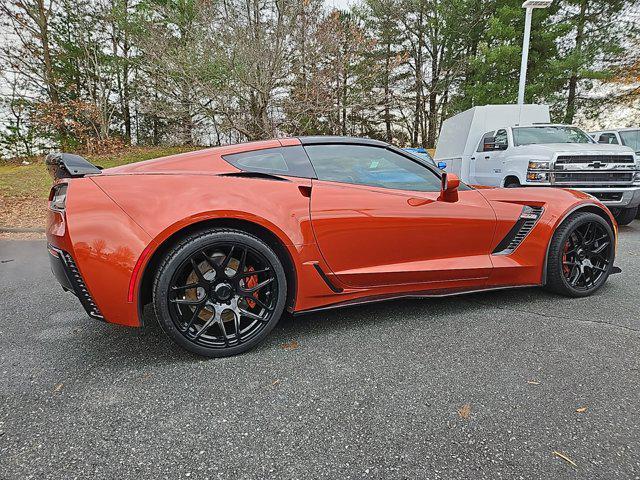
[297,136,389,147]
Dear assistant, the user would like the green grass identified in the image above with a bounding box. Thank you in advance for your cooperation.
[0,146,199,199]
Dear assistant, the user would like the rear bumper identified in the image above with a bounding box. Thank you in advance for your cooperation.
[47,244,104,320]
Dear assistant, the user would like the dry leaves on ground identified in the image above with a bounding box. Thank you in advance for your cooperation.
[458,404,472,419]
[281,340,299,351]
[0,197,47,229]
[576,406,588,413]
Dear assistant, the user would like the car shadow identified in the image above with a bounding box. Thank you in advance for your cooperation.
[55,281,619,369]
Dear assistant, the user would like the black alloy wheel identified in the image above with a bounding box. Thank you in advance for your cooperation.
[153,229,287,357]
[545,212,615,297]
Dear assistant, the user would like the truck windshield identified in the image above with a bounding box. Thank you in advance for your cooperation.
[619,130,640,153]
[513,126,594,146]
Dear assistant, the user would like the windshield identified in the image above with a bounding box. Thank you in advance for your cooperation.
[619,130,640,153]
[513,126,594,146]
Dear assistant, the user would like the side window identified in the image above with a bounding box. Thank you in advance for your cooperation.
[494,129,508,148]
[598,133,619,145]
[477,131,495,152]
[304,144,443,192]
[222,146,316,178]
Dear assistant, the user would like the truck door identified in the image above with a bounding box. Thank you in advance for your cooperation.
[472,131,502,186]
[596,132,619,145]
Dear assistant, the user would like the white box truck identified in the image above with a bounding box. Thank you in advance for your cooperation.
[435,104,640,225]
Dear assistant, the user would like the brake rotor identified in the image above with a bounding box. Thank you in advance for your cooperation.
[183,252,258,321]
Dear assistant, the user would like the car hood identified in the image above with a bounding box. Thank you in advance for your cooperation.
[514,143,635,157]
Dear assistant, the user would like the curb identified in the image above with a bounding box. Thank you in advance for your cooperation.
[0,226,46,233]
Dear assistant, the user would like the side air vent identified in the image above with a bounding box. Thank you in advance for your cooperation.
[492,206,544,255]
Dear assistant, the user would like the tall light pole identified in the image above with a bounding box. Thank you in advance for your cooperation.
[518,0,553,105]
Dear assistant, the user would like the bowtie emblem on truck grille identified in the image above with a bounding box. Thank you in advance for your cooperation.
[588,161,606,169]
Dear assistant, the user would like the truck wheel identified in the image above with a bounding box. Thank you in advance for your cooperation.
[545,212,614,297]
[613,207,637,226]
[504,177,520,188]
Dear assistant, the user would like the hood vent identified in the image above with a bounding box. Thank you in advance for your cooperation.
[493,206,544,255]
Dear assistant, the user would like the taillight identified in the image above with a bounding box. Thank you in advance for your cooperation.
[49,183,68,211]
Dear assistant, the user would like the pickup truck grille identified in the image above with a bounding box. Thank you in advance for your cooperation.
[555,155,635,164]
[553,171,634,184]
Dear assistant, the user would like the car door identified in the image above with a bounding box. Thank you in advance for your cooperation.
[304,143,497,289]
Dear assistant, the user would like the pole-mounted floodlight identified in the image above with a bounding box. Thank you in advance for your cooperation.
[517,0,553,105]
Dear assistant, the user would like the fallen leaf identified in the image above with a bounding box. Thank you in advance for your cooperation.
[527,380,540,385]
[52,383,63,393]
[576,407,587,413]
[458,404,472,419]
[553,451,577,468]
[271,379,281,386]
[281,340,299,351]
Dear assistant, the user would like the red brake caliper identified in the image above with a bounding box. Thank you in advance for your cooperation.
[244,266,258,308]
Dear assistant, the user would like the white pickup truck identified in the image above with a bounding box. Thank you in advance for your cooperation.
[435,104,640,225]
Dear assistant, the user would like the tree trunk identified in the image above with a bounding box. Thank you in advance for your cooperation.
[564,0,587,124]
[384,37,392,142]
[37,0,58,104]
[413,31,422,146]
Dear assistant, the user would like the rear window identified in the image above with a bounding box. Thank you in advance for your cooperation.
[222,146,316,178]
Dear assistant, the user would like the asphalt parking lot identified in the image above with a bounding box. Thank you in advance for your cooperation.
[1,224,639,480]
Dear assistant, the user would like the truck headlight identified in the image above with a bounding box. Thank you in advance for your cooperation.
[528,161,550,171]
[527,172,548,182]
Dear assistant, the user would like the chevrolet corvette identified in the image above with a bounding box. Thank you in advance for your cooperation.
[46,137,619,357]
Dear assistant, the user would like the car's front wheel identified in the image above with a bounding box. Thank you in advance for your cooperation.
[152,229,287,357]
[545,212,615,297]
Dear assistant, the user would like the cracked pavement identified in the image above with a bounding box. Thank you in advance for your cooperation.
[1,223,639,479]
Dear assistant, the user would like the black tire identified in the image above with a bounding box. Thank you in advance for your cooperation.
[152,229,287,357]
[545,212,615,297]
[613,206,637,226]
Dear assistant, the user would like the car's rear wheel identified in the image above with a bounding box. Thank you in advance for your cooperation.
[545,212,614,297]
[152,229,287,357]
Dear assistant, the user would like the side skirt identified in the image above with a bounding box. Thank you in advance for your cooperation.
[293,283,541,316]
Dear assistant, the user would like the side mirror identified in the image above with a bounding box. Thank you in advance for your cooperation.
[439,172,460,202]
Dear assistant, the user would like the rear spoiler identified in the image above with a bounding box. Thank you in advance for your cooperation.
[45,152,102,180]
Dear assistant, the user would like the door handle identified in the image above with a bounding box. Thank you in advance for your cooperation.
[484,156,490,159]
[470,157,476,160]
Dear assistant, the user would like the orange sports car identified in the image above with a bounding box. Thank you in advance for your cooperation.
[46,137,619,357]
